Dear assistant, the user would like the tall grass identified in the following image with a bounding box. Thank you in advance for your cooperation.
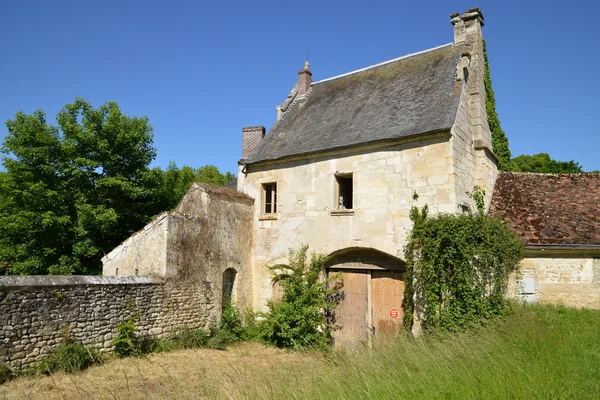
[228,303,600,399]
[1,304,598,399]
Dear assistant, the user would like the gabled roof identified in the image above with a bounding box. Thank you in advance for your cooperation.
[490,172,600,245]
[246,43,462,164]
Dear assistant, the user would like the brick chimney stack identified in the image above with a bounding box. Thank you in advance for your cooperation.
[297,61,312,98]
[241,126,266,160]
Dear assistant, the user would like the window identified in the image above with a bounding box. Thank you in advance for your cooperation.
[262,182,277,214]
[336,174,353,210]
[222,268,237,304]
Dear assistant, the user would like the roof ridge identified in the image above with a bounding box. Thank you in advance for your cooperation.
[501,171,599,176]
[312,43,454,85]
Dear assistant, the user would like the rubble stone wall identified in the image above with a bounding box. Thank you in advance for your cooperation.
[0,276,213,368]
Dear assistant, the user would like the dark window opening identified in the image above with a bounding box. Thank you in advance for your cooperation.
[222,268,237,305]
[336,175,353,210]
[263,183,277,214]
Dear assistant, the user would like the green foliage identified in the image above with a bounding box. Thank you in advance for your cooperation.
[510,152,584,173]
[113,318,141,357]
[254,245,340,350]
[39,342,102,374]
[403,188,524,330]
[0,99,235,275]
[0,362,13,384]
[483,39,511,171]
[151,328,210,353]
[218,300,246,340]
[149,162,235,212]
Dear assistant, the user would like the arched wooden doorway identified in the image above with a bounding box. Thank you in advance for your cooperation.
[326,249,406,347]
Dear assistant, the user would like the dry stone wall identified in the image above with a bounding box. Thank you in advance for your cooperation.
[0,276,214,368]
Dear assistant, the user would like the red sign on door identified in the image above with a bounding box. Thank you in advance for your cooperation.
[389,308,399,319]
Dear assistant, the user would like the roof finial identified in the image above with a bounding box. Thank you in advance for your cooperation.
[304,49,310,70]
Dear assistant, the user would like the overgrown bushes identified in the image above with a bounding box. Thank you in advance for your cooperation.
[403,188,524,330]
[251,245,340,350]
[39,341,102,374]
[0,363,13,384]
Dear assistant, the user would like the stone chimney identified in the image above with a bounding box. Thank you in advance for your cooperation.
[241,126,266,160]
[450,7,484,46]
[297,61,312,98]
[450,7,490,150]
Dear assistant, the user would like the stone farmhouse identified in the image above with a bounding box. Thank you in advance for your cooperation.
[2,7,599,366]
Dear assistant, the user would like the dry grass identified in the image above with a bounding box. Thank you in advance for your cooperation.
[0,342,319,400]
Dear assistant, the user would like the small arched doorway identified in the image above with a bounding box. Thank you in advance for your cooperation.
[222,268,237,309]
[326,249,406,347]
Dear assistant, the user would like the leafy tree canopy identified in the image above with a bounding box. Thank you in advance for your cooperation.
[509,153,584,174]
[1,99,234,275]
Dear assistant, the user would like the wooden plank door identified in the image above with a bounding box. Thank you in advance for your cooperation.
[330,271,369,348]
[371,270,404,339]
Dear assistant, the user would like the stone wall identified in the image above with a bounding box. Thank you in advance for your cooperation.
[508,255,600,309]
[0,276,214,368]
[103,183,255,312]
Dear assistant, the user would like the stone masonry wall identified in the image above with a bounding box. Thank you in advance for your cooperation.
[0,276,214,368]
[240,135,458,311]
[507,256,600,309]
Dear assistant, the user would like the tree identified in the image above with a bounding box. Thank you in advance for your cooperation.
[509,153,584,174]
[1,99,235,275]
[483,39,512,171]
[1,99,158,275]
[150,163,235,212]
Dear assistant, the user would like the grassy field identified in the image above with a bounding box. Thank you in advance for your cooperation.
[1,303,599,399]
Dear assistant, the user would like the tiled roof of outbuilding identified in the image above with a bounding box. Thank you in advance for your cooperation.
[245,43,462,164]
[490,172,600,245]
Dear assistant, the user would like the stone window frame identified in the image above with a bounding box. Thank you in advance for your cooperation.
[332,173,354,216]
[260,182,278,219]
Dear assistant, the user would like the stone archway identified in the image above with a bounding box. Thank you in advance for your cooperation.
[326,249,406,348]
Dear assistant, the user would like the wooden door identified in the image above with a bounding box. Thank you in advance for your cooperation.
[371,270,404,339]
[330,271,369,347]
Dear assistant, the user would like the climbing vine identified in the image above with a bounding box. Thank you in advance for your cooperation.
[483,39,512,171]
[403,188,523,330]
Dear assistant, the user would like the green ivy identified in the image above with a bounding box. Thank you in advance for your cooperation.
[483,39,512,171]
[113,318,141,357]
[403,188,523,330]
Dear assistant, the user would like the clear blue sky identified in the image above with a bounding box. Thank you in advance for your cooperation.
[1,0,599,173]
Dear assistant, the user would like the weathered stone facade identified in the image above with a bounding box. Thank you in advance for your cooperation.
[102,183,255,312]
[508,254,600,309]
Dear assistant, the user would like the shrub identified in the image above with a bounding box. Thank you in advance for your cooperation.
[170,328,210,349]
[403,187,524,331]
[39,342,102,374]
[0,362,13,384]
[206,330,239,350]
[113,318,141,357]
[219,300,245,340]
[256,245,340,350]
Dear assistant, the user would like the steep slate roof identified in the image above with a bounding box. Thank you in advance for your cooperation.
[246,43,462,164]
[490,173,600,245]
